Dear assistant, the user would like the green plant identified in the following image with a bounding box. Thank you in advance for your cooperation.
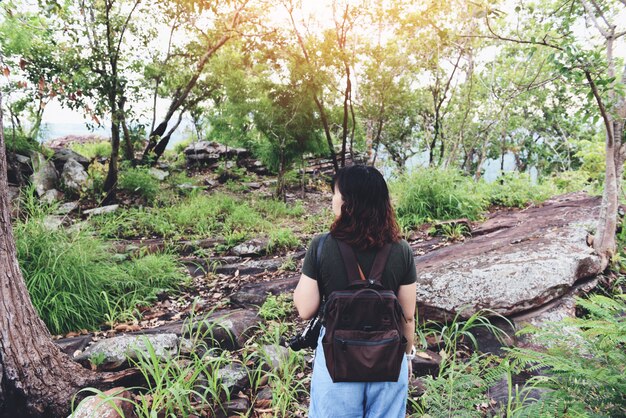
[69,141,112,159]
[15,195,184,334]
[118,167,160,203]
[392,168,488,230]
[267,228,300,253]
[484,172,557,208]
[508,294,626,417]
[279,256,297,272]
[259,294,293,320]
[88,351,108,370]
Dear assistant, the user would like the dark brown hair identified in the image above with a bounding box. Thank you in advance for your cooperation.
[330,165,401,250]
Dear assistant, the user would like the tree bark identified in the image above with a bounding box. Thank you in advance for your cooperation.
[0,93,97,418]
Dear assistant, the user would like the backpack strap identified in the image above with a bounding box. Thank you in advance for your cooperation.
[315,233,329,298]
[337,240,392,286]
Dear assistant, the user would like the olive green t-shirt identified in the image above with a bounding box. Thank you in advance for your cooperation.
[301,234,417,297]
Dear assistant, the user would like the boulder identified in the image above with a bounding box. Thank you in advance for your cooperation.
[61,158,91,193]
[52,148,90,171]
[185,309,261,350]
[69,387,135,418]
[230,276,299,306]
[29,151,59,196]
[74,333,179,370]
[415,193,603,321]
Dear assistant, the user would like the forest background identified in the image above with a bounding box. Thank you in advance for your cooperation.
[1,0,626,416]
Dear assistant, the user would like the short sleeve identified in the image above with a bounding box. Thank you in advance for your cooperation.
[399,240,417,285]
[301,235,322,280]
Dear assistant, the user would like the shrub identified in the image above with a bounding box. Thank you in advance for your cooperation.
[392,168,488,229]
[69,141,111,159]
[484,172,557,208]
[118,167,160,203]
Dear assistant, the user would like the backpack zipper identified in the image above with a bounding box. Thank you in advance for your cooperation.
[335,335,399,347]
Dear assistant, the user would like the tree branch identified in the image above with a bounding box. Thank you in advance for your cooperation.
[584,69,614,145]
[581,0,610,38]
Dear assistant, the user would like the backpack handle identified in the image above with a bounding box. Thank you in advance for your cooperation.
[339,288,387,323]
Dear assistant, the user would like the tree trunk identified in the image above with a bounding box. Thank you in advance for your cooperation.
[0,93,99,418]
[103,107,121,198]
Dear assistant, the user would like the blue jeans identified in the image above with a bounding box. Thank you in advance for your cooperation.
[309,327,409,418]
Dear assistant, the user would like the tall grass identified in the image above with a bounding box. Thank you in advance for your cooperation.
[392,169,562,230]
[15,199,185,334]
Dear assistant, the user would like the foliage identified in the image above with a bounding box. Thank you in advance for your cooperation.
[484,172,558,208]
[69,141,112,160]
[393,168,488,229]
[267,228,300,253]
[259,294,293,320]
[118,167,161,203]
[15,196,184,334]
[507,294,626,417]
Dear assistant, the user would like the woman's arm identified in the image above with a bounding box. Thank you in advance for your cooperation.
[293,274,321,320]
[397,282,417,354]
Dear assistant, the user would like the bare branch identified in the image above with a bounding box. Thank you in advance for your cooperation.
[581,0,610,38]
[588,0,612,30]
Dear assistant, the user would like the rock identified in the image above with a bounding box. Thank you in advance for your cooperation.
[43,215,64,230]
[30,151,59,196]
[257,386,273,401]
[224,397,250,415]
[41,189,62,204]
[216,362,249,394]
[48,134,108,149]
[74,333,179,370]
[52,148,90,171]
[243,182,261,189]
[258,344,290,372]
[84,204,119,216]
[69,387,135,418]
[411,349,442,377]
[414,193,603,321]
[7,153,32,185]
[214,258,284,276]
[230,276,299,306]
[184,141,251,167]
[231,238,269,257]
[56,201,80,215]
[185,309,261,350]
[148,167,169,181]
[61,158,91,193]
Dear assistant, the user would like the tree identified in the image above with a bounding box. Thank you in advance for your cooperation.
[483,0,626,267]
[141,0,250,163]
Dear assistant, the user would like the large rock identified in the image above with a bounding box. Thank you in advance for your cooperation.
[231,238,269,257]
[230,276,299,306]
[61,158,91,193]
[415,193,603,321]
[184,141,251,167]
[185,309,261,350]
[52,148,90,171]
[74,333,179,370]
[30,151,59,196]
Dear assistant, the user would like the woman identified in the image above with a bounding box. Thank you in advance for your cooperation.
[294,165,417,418]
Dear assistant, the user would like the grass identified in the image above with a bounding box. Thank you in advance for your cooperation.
[118,167,161,203]
[15,196,185,334]
[392,168,563,230]
[90,191,304,247]
[69,141,112,160]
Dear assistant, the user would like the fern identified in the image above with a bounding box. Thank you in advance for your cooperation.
[507,294,626,417]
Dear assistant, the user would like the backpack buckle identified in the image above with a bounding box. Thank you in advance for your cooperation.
[368,279,375,286]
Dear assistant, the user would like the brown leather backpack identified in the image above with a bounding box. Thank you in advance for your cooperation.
[321,240,407,382]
